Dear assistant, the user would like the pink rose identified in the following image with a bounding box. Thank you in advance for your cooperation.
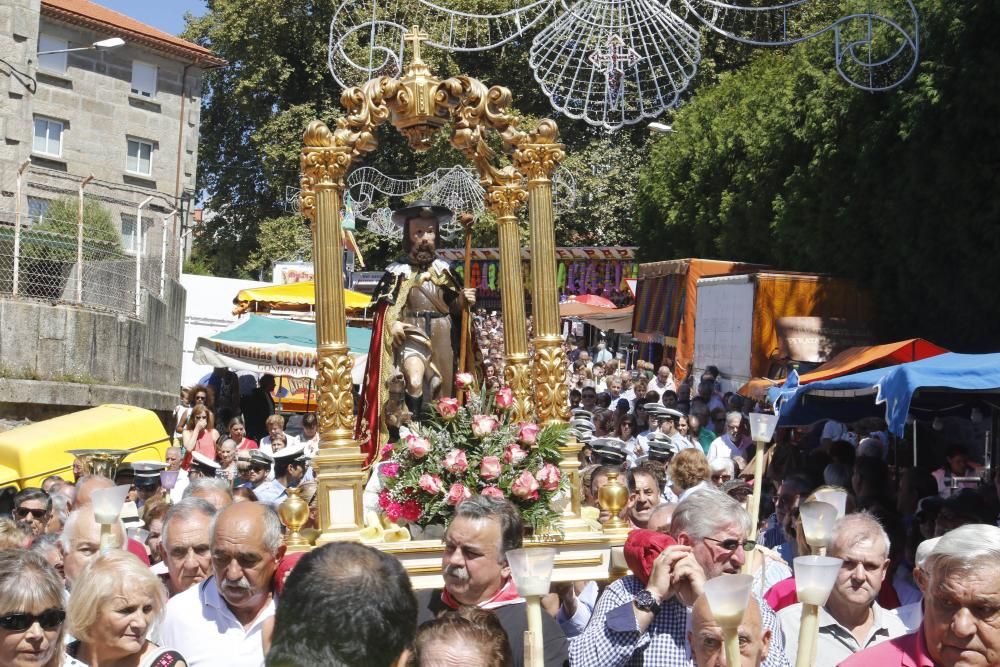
[418,473,443,495]
[436,397,460,420]
[455,372,475,389]
[471,415,499,438]
[479,455,502,480]
[406,435,431,458]
[518,422,541,446]
[444,449,469,473]
[481,486,505,499]
[495,387,514,409]
[511,470,540,500]
[537,463,561,491]
[504,444,528,465]
[380,463,401,479]
[445,482,472,506]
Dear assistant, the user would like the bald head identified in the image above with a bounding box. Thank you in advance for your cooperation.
[689,595,771,667]
[75,475,114,507]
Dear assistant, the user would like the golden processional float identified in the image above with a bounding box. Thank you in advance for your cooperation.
[283,26,631,585]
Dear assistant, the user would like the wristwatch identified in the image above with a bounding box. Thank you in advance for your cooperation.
[633,589,661,615]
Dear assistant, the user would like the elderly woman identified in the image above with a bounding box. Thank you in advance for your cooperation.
[181,405,218,462]
[215,439,239,483]
[411,607,512,667]
[66,551,184,666]
[0,549,84,667]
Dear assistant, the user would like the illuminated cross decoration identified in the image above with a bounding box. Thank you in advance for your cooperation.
[404,25,430,64]
[588,35,641,107]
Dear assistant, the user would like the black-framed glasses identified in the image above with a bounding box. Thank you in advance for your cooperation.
[704,536,757,552]
[0,609,65,631]
[14,507,47,519]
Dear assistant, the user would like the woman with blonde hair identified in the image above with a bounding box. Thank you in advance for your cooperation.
[181,404,218,462]
[0,549,82,667]
[666,448,711,499]
[66,551,184,666]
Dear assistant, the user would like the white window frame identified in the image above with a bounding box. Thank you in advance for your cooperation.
[126,138,154,177]
[37,33,68,74]
[130,60,157,98]
[120,213,154,255]
[33,116,64,158]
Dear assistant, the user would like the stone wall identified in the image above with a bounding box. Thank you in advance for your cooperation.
[0,277,185,419]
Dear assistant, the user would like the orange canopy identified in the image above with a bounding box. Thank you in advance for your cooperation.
[738,338,949,400]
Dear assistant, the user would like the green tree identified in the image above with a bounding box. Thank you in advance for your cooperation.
[27,197,124,261]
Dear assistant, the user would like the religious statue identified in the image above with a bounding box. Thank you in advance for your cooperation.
[356,201,476,462]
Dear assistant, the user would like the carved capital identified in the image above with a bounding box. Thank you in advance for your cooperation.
[486,182,528,220]
[300,121,355,222]
[514,119,565,183]
[504,354,533,423]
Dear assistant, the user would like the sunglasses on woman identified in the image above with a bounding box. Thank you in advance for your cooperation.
[14,507,47,519]
[0,609,65,631]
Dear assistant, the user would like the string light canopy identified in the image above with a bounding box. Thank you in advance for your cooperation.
[329,0,920,130]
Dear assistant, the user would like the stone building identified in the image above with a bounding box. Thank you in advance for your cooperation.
[0,0,225,418]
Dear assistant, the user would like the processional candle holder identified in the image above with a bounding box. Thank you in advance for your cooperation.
[812,488,847,519]
[743,412,779,574]
[90,485,131,554]
[703,573,754,667]
[66,448,131,479]
[792,555,843,667]
[159,470,179,491]
[799,500,839,556]
[598,471,630,534]
[506,547,557,667]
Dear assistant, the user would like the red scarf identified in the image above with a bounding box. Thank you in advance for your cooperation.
[441,578,524,610]
[624,529,676,586]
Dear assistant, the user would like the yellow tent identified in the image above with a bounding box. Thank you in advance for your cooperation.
[233,281,371,314]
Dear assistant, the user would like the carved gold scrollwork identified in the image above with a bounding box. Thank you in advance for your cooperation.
[533,337,569,424]
[504,354,534,423]
[485,178,529,219]
[316,344,356,438]
[514,120,566,184]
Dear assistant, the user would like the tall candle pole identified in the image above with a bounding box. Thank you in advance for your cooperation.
[793,555,842,667]
[744,412,779,574]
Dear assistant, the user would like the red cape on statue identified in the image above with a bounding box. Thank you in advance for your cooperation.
[355,300,389,467]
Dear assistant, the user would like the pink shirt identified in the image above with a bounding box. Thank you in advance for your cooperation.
[838,629,937,667]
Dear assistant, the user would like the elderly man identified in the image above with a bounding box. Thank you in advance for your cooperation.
[414,496,568,666]
[690,594,772,667]
[74,474,150,565]
[183,477,234,510]
[159,501,285,666]
[649,366,676,395]
[12,487,51,536]
[779,513,907,666]
[840,523,1000,667]
[708,412,751,463]
[165,446,189,501]
[157,497,217,596]
[570,488,789,667]
[59,505,125,588]
[267,542,417,666]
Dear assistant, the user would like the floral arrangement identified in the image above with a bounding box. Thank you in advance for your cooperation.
[377,376,570,535]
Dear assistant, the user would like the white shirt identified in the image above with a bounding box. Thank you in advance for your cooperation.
[778,601,907,667]
[169,469,189,504]
[707,433,750,461]
[158,576,274,667]
[648,377,676,396]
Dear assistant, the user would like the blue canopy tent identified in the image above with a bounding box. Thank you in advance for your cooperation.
[777,353,1000,436]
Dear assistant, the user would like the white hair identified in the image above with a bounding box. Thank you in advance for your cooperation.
[924,524,1000,580]
[830,512,890,560]
[725,411,743,426]
[709,458,735,476]
[183,477,234,501]
[915,537,941,569]
[671,487,751,540]
[161,497,217,549]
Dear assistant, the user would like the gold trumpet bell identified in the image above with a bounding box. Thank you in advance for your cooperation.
[66,449,131,479]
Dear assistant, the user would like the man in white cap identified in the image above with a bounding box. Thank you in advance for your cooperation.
[188,451,221,481]
[658,408,694,451]
[254,444,307,508]
[132,461,168,513]
[239,451,273,496]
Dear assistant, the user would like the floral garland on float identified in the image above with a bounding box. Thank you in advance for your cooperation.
[377,374,570,536]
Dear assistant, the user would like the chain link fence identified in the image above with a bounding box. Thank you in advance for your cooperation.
[0,166,184,317]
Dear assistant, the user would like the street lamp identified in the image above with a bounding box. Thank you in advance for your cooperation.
[38,37,125,56]
[648,122,675,133]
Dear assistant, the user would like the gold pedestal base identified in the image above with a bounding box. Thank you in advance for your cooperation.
[312,445,368,545]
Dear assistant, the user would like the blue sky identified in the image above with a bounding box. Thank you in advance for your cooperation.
[97,0,208,36]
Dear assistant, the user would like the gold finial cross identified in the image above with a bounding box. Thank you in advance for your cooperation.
[404,25,429,63]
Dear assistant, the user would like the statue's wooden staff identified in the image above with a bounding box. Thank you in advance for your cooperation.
[456,212,475,405]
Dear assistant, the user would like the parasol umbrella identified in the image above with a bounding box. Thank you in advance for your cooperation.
[567,294,617,308]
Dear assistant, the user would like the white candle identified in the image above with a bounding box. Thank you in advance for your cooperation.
[516,575,552,597]
[796,585,832,606]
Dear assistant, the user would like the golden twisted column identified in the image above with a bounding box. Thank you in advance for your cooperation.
[515,121,590,533]
[486,177,532,423]
[300,120,367,544]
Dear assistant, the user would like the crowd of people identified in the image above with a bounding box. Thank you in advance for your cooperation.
[2,348,999,667]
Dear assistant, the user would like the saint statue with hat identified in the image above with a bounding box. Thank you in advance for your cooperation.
[355,201,477,464]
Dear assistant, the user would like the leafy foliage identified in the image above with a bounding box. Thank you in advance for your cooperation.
[635,0,1000,351]
[25,197,124,262]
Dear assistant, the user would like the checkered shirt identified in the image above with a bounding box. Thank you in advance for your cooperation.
[568,575,790,667]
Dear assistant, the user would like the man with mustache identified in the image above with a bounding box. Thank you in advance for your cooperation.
[415,496,569,666]
[356,201,476,464]
[159,501,285,666]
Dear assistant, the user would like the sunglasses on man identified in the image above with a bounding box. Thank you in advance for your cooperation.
[0,609,65,632]
[14,507,47,520]
[703,536,757,552]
